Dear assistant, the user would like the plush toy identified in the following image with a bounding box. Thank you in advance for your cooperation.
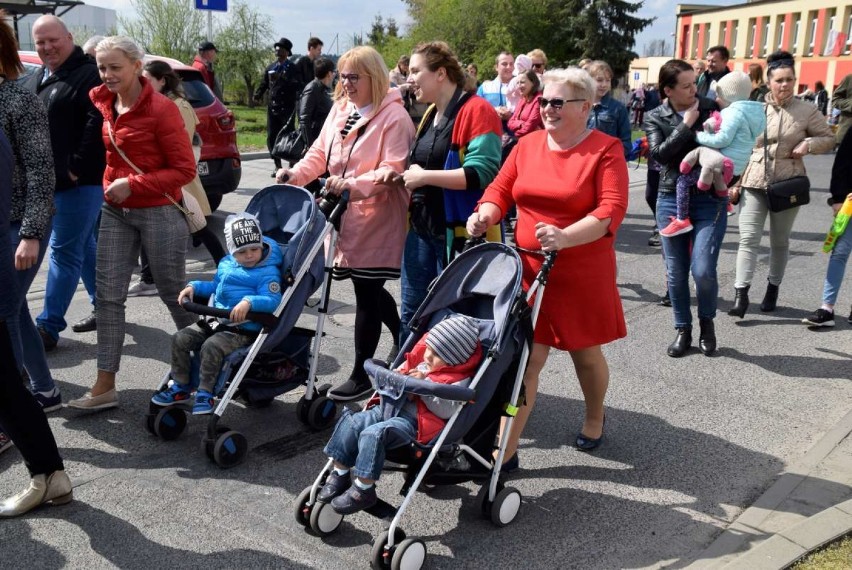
[680,146,734,196]
[703,110,723,134]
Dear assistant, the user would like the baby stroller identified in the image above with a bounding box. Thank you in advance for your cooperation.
[294,241,556,569]
[144,184,348,468]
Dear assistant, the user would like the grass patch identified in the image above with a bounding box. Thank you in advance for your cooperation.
[231,104,269,153]
[792,533,852,569]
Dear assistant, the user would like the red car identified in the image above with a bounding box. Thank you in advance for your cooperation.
[19,51,241,211]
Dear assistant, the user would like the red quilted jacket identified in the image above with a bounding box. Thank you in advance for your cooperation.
[90,77,196,209]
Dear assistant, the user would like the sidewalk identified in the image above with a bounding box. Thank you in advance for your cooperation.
[683,409,852,569]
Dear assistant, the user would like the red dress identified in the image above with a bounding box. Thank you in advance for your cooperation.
[480,129,628,350]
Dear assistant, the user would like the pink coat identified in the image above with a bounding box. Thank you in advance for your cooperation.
[288,88,415,269]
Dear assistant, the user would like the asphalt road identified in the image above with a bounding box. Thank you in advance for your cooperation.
[1,153,850,569]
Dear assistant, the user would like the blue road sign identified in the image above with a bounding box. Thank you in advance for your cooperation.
[195,0,227,12]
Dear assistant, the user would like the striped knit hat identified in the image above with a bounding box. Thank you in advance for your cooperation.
[425,315,479,366]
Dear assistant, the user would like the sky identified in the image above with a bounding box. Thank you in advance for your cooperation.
[83,0,745,58]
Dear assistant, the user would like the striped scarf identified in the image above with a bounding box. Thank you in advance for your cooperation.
[340,109,361,138]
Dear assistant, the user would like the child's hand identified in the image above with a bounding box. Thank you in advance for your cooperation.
[177,286,194,305]
[407,369,427,379]
[229,300,251,323]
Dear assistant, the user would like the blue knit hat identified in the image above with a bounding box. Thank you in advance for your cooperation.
[425,315,479,366]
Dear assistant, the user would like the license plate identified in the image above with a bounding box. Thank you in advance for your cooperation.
[197,161,209,176]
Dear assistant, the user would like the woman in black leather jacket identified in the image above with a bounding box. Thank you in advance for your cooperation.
[643,59,722,358]
[298,57,335,146]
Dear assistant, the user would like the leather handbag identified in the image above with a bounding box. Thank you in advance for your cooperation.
[271,112,307,163]
[107,123,207,232]
[763,109,810,213]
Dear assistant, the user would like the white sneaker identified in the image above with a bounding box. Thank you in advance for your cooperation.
[127,279,158,297]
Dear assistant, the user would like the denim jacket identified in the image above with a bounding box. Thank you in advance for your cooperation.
[587,93,632,158]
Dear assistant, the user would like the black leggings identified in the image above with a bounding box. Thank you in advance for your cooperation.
[0,320,64,477]
[350,277,400,382]
[645,168,660,219]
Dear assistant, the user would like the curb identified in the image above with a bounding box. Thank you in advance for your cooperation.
[684,408,852,569]
[240,151,270,161]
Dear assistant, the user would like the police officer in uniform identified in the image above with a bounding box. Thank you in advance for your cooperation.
[254,37,302,174]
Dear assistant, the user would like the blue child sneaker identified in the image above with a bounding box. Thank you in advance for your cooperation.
[151,383,192,406]
[330,483,378,515]
[33,388,63,413]
[317,471,352,503]
[192,390,216,415]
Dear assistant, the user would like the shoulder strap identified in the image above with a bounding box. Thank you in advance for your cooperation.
[107,122,144,175]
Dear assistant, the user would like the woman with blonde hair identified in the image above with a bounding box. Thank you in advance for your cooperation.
[69,36,197,410]
[276,46,415,401]
[468,67,628,464]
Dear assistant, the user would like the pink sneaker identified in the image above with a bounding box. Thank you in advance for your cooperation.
[727,202,735,216]
[660,216,693,237]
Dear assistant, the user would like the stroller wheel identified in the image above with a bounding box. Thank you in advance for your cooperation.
[212,430,248,468]
[489,486,522,527]
[144,412,157,435]
[153,407,187,441]
[476,480,504,518]
[295,395,311,424]
[371,528,407,570]
[308,500,343,536]
[293,486,314,528]
[306,397,338,430]
[391,538,426,570]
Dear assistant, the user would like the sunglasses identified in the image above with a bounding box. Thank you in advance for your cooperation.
[538,97,585,110]
[532,63,545,70]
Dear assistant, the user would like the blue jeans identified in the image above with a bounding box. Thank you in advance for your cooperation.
[656,191,727,328]
[823,224,852,306]
[399,230,446,344]
[8,222,56,393]
[323,405,418,481]
[36,185,102,338]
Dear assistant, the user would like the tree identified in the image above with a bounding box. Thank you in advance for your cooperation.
[386,17,399,38]
[644,38,671,57]
[215,1,273,106]
[119,0,206,62]
[368,14,386,49]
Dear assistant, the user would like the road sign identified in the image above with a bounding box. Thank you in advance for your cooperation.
[195,0,227,12]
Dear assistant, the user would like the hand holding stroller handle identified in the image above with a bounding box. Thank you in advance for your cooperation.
[180,299,279,328]
[364,359,476,402]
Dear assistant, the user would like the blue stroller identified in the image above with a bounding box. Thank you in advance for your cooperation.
[144,184,348,468]
[294,242,556,569]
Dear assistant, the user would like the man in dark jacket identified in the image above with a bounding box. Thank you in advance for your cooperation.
[696,45,730,99]
[294,37,323,89]
[24,15,104,349]
[832,73,852,145]
[254,37,303,174]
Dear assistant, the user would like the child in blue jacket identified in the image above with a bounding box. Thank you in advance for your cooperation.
[661,71,765,237]
[152,213,283,414]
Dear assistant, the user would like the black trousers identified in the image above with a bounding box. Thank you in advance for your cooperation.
[267,108,293,171]
[0,320,63,477]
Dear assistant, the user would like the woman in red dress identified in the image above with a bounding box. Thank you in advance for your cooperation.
[468,67,628,463]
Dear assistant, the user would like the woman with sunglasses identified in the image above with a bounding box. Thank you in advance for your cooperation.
[468,68,628,464]
[643,59,721,358]
[398,41,503,344]
[276,46,415,402]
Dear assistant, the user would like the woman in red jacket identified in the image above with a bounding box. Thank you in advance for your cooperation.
[506,70,543,144]
[68,36,197,411]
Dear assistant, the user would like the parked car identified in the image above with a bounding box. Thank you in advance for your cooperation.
[18,51,240,211]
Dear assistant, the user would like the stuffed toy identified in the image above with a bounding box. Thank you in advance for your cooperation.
[680,146,734,196]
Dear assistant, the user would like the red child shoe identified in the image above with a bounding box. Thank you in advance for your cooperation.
[660,216,694,237]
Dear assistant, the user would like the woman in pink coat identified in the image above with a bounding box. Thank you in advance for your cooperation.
[276,46,415,401]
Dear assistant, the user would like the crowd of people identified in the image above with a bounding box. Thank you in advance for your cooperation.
[0,10,850,521]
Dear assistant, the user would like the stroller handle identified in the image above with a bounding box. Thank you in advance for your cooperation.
[180,299,279,329]
[462,235,486,251]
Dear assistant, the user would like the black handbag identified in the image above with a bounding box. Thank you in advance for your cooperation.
[763,108,810,212]
[271,112,307,163]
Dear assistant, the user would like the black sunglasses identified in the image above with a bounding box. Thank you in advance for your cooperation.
[532,63,545,70]
[538,97,585,110]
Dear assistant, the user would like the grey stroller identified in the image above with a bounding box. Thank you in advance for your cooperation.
[294,241,556,569]
[144,184,348,468]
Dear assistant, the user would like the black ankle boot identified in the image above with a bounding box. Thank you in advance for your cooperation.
[728,285,750,318]
[698,318,716,356]
[761,282,779,312]
[667,326,692,358]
